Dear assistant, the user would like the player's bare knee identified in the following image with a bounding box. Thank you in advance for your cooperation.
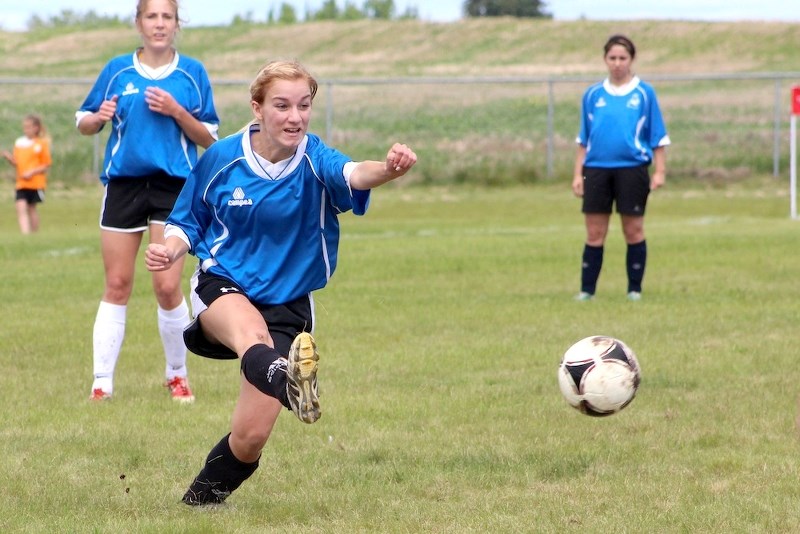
[229,430,269,461]
[152,283,182,304]
[247,328,272,348]
[103,282,133,303]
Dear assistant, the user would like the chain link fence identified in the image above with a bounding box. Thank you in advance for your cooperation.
[1,72,799,188]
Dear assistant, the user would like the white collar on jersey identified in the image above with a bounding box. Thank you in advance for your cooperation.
[133,48,180,80]
[603,75,641,97]
[242,123,307,181]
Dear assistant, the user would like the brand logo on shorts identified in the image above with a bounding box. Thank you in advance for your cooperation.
[228,187,253,207]
[219,286,239,293]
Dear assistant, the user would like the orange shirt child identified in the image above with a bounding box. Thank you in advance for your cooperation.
[12,134,51,191]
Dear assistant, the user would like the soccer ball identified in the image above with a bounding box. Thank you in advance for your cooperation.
[557,335,641,417]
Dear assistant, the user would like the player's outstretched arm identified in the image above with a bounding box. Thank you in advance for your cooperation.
[349,143,417,190]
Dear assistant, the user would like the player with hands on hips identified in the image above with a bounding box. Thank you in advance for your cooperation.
[572,34,670,302]
[145,59,416,506]
[75,0,219,403]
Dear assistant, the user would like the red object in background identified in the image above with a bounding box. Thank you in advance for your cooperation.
[793,86,800,115]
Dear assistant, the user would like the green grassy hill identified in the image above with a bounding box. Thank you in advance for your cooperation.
[2,18,800,78]
[1,19,799,187]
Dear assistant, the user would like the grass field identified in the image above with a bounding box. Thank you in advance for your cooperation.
[1,180,799,532]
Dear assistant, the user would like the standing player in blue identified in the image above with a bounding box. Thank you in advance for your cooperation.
[145,59,417,505]
[571,34,670,302]
[76,0,218,402]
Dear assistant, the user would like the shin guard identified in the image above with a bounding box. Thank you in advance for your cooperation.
[240,344,289,408]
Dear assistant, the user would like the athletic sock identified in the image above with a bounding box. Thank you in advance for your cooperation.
[626,240,647,293]
[92,301,126,393]
[241,344,289,408]
[581,244,604,295]
[182,433,259,506]
[158,299,191,380]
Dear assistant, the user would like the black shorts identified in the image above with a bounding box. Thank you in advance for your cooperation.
[184,270,314,360]
[16,189,44,204]
[581,165,650,216]
[100,174,185,231]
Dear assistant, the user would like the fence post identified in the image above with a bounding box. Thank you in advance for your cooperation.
[790,86,800,219]
[774,79,782,177]
[325,81,333,143]
[546,80,554,179]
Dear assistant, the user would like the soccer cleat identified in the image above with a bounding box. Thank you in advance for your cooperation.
[286,332,320,424]
[627,291,642,302]
[182,479,230,506]
[89,388,111,401]
[165,376,195,404]
[574,291,594,302]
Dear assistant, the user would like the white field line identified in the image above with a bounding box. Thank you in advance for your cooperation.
[342,217,735,240]
[42,246,93,257]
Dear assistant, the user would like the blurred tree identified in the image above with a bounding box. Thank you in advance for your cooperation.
[27,9,126,30]
[364,0,395,19]
[463,0,551,18]
[278,2,298,24]
[398,5,420,19]
[342,2,367,20]
[312,0,340,20]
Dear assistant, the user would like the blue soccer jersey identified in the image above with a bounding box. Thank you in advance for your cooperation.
[165,127,371,305]
[76,50,219,183]
[576,76,670,168]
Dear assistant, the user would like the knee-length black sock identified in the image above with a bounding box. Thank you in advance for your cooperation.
[581,244,604,294]
[182,433,259,506]
[626,240,647,293]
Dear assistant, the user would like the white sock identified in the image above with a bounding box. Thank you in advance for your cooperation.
[159,298,190,380]
[92,301,126,393]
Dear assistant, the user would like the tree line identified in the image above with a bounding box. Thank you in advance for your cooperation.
[22,1,550,30]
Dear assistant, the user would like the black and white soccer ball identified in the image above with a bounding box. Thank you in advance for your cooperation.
[557,336,641,417]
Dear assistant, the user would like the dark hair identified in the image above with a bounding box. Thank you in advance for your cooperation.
[604,34,636,59]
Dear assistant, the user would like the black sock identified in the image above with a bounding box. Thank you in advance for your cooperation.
[581,244,604,294]
[241,344,289,408]
[626,240,647,293]
[182,433,259,506]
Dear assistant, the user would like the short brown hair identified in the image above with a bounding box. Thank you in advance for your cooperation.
[604,34,636,59]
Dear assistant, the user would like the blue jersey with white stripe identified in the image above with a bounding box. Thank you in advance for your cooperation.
[577,77,670,168]
[166,127,370,306]
[77,50,219,183]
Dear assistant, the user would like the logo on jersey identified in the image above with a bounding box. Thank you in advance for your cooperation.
[627,93,641,109]
[595,97,607,108]
[228,187,253,206]
[122,82,139,96]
